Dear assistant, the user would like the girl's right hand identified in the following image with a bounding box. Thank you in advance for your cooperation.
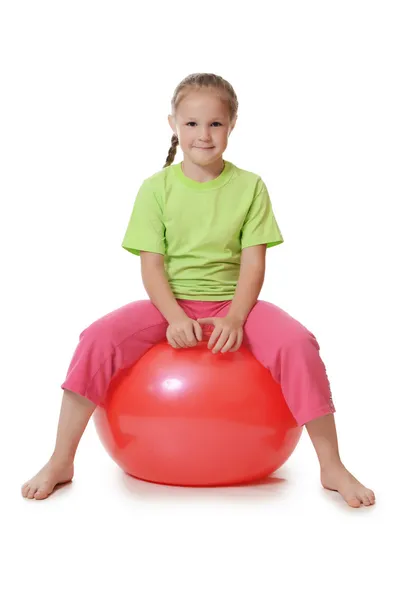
[166,316,203,349]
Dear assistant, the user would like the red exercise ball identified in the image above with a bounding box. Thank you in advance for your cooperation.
[93,340,302,486]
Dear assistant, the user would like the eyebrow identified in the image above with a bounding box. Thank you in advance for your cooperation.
[185,117,225,120]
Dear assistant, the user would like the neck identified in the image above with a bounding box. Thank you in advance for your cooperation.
[181,157,225,183]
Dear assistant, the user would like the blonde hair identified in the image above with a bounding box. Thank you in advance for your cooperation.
[163,73,239,169]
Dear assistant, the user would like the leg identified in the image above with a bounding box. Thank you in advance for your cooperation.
[22,299,178,500]
[216,300,336,425]
[217,300,375,508]
[21,390,95,500]
[306,413,375,507]
[59,299,172,406]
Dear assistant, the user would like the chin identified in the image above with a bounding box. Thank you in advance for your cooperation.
[191,151,222,164]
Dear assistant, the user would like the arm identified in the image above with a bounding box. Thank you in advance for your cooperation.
[226,244,267,323]
[140,251,186,324]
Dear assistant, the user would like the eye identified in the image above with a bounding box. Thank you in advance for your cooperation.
[186,122,223,127]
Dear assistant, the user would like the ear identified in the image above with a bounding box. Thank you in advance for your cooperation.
[229,114,238,134]
[168,114,177,135]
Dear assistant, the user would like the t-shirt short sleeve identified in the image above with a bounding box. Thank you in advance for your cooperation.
[121,179,166,256]
[240,180,284,249]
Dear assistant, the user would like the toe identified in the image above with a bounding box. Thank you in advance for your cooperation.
[347,495,361,508]
[364,491,376,506]
[27,486,37,500]
[362,495,371,506]
[21,484,29,497]
[34,491,48,500]
[34,484,52,500]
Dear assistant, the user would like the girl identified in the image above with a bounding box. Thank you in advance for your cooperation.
[22,72,375,508]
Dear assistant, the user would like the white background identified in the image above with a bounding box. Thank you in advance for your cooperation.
[2,1,396,598]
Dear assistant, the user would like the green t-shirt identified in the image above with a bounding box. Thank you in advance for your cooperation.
[122,160,284,300]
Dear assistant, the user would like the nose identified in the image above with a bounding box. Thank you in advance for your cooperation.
[198,127,212,141]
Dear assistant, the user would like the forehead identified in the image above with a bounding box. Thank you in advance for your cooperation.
[177,90,229,119]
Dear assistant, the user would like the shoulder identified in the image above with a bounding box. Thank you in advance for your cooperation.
[141,164,174,189]
[134,166,175,209]
[134,165,177,205]
[228,162,268,197]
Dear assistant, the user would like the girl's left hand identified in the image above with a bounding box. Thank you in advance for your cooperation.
[196,316,244,354]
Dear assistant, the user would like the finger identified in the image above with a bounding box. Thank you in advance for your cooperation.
[207,326,222,350]
[230,329,244,352]
[166,331,176,348]
[184,323,198,346]
[168,329,184,348]
[172,327,188,347]
[167,332,182,349]
[212,330,231,354]
[193,321,203,342]
[175,333,187,348]
[220,331,238,353]
[197,318,214,326]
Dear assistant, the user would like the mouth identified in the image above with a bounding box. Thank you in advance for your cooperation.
[195,147,214,150]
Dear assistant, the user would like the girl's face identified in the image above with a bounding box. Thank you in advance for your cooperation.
[168,90,236,166]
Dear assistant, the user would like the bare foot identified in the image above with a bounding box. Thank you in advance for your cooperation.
[321,462,375,508]
[21,458,74,500]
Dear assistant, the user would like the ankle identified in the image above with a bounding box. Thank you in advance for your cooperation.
[50,452,75,466]
[320,458,344,471]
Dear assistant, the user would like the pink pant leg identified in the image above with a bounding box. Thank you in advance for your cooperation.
[215,300,336,426]
[61,299,197,407]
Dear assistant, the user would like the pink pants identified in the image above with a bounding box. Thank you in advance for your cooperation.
[61,299,335,426]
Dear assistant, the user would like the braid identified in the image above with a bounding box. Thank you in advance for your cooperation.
[163,134,179,169]
[163,73,238,169]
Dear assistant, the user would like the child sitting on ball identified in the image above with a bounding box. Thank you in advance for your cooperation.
[22,73,375,508]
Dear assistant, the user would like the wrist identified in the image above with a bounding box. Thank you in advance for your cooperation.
[226,311,246,326]
[165,304,187,324]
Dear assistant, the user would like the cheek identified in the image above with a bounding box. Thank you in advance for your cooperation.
[181,132,195,146]
[214,130,228,143]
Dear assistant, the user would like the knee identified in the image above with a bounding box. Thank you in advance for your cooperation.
[78,306,128,341]
[284,328,319,352]
[78,299,159,342]
[78,318,106,343]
